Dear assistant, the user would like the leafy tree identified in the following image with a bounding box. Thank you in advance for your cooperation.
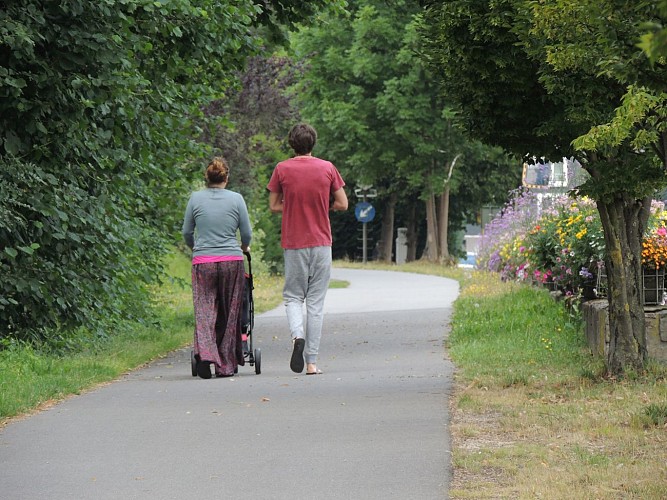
[290,1,419,261]
[204,55,301,195]
[420,0,667,375]
[292,0,516,263]
[1,0,252,341]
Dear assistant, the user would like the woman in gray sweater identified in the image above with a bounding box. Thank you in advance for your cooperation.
[182,157,252,378]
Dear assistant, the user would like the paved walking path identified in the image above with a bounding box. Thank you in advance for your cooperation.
[0,267,458,499]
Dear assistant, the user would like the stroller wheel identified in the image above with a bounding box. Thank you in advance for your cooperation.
[254,348,261,375]
[190,350,198,377]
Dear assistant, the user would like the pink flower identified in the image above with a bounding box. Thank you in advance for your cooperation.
[657,227,667,237]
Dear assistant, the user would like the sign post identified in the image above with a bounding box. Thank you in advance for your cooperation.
[354,186,377,263]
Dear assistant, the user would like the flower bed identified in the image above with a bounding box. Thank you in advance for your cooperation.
[478,189,667,303]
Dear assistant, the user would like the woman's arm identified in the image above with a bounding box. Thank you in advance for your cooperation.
[182,197,195,249]
[238,196,253,252]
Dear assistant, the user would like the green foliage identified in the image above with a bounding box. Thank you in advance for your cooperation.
[0,157,165,341]
[420,0,667,184]
[639,0,667,63]
[0,1,341,342]
[0,1,262,341]
[573,87,667,202]
[419,0,571,156]
[523,0,667,176]
[292,1,424,180]
[250,0,349,45]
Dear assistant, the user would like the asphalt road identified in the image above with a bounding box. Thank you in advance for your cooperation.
[0,267,459,500]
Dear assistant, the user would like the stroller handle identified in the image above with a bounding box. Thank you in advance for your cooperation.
[243,250,252,275]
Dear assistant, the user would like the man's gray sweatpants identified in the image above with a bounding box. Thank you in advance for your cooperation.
[283,246,332,364]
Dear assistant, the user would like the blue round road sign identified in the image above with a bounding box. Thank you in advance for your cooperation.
[355,202,375,223]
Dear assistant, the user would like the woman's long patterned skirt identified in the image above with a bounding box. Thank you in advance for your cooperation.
[192,260,245,376]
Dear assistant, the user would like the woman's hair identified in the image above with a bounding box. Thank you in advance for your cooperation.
[205,157,229,186]
[288,123,317,155]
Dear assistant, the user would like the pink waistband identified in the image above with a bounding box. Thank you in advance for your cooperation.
[192,255,243,265]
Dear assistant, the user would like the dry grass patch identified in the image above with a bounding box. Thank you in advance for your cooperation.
[449,378,667,499]
[448,270,667,499]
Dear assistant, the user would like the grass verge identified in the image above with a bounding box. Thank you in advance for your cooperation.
[0,250,284,424]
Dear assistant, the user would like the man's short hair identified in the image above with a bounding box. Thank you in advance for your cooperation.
[288,123,317,155]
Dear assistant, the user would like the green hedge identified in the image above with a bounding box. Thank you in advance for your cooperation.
[0,1,259,342]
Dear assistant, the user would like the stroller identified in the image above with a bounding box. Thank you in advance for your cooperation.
[190,251,261,376]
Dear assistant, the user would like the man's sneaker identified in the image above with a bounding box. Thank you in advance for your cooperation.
[290,338,305,373]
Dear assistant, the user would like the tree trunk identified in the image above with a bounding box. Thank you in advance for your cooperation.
[379,193,397,263]
[437,154,460,264]
[438,186,450,263]
[407,203,417,262]
[424,193,439,262]
[598,194,651,375]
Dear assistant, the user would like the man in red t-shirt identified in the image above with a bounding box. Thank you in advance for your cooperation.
[267,123,348,375]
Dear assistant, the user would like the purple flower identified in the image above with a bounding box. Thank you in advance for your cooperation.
[579,267,593,279]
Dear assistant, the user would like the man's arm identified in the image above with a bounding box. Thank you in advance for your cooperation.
[331,187,348,211]
[269,191,284,213]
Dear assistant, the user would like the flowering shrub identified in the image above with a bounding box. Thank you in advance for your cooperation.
[479,191,667,297]
[643,228,667,269]
[642,201,667,270]
[477,188,538,281]
[524,196,604,292]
